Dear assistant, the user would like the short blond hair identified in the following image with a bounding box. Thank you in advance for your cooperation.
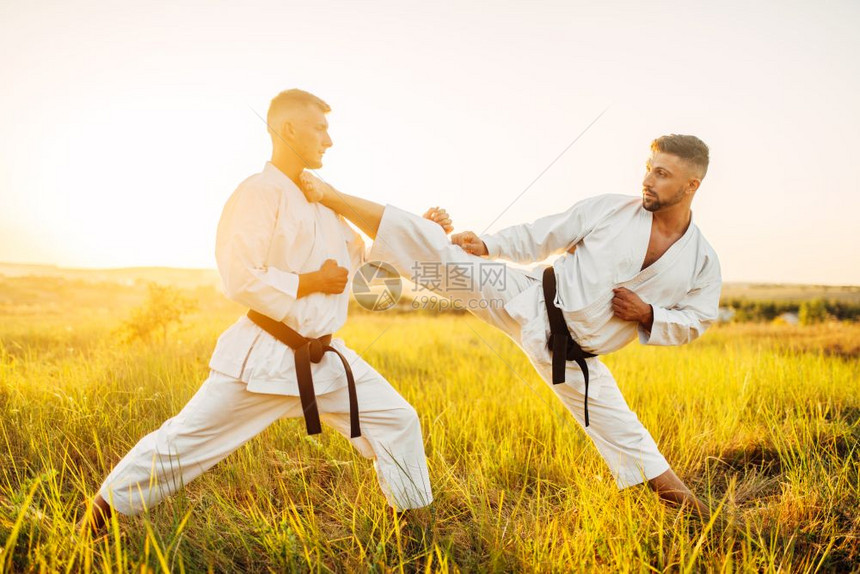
[266,89,330,137]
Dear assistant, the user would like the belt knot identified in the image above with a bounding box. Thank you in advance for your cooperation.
[246,310,360,438]
[308,339,325,363]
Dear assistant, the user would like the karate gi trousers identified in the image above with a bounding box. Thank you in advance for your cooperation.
[370,206,670,488]
[98,365,433,515]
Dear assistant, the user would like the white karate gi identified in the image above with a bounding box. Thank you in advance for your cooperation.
[368,194,721,488]
[98,163,433,514]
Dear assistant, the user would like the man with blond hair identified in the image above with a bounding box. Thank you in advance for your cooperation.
[300,134,721,516]
[81,89,435,531]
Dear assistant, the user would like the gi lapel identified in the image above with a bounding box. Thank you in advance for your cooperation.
[625,214,697,288]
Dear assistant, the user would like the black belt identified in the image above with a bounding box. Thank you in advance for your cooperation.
[246,310,360,438]
[542,267,597,427]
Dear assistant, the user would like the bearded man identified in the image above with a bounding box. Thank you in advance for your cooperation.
[300,134,721,516]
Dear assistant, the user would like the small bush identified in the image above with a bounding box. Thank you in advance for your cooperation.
[120,283,198,343]
[798,299,828,326]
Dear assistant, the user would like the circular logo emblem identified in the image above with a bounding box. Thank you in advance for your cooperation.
[352,261,402,311]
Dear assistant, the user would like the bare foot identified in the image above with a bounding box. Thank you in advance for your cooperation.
[298,171,328,203]
[76,494,113,535]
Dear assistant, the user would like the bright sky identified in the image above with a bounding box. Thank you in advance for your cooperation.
[2,0,858,284]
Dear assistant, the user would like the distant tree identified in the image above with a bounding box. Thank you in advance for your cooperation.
[120,283,198,343]
[830,300,860,321]
[722,296,858,324]
[733,306,753,323]
[798,298,828,326]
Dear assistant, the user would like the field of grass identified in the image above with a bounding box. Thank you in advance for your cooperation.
[1,277,858,572]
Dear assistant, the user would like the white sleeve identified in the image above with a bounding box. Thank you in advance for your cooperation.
[639,253,722,346]
[478,195,618,264]
[215,182,300,321]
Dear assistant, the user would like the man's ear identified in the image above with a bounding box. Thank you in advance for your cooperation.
[281,119,296,139]
[687,177,701,193]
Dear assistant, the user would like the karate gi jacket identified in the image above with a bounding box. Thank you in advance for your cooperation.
[208,163,370,395]
[480,194,722,364]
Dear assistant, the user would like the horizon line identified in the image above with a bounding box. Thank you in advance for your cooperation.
[1,261,858,289]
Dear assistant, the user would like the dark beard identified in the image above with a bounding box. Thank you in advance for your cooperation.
[642,196,660,212]
[642,186,686,212]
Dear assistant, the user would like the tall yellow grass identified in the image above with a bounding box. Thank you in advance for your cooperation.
[1,306,858,571]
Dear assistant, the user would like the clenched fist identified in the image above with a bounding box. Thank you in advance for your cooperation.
[298,259,349,297]
[611,287,653,327]
[315,259,349,294]
[422,206,453,234]
[451,231,488,256]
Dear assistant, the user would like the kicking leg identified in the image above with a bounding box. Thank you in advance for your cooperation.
[299,174,535,336]
[306,177,386,239]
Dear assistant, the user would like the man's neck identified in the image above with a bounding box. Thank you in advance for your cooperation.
[270,150,304,185]
[651,203,692,237]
